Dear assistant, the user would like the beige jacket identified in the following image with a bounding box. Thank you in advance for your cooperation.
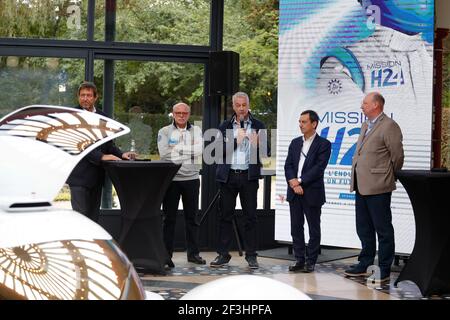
[350,113,404,196]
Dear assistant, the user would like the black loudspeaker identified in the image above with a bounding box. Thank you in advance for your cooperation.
[209,51,239,96]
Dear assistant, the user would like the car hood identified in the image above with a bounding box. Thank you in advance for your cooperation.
[0,209,145,300]
[0,105,129,211]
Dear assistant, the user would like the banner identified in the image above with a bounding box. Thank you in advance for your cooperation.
[275,0,434,253]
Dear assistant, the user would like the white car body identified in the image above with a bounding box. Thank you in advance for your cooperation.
[0,105,151,300]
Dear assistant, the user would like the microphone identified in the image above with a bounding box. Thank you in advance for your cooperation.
[239,115,247,148]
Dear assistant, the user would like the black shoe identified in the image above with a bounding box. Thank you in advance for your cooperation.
[210,254,231,267]
[188,254,206,265]
[246,256,259,269]
[166,259,175,269]
[344,264,370,277]
[303,263,315,273]
[366,269,391,283]
[288,262,305,272]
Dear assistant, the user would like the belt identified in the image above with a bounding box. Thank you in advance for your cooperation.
[230,169,248,174]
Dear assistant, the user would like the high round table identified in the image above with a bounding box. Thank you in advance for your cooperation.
[103,160,181,274]
[394,170,450,296]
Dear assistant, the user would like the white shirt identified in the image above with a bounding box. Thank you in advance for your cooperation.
[231,118,252,170]
[297,133,317,183]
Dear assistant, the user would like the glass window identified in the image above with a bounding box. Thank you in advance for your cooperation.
[0,0,88,40]
[223,0,278,114]
[94,0,210,45]
[94,59,205,209]
[0,56,85,118]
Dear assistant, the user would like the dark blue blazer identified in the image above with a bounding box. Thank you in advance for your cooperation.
[284,134,331,207]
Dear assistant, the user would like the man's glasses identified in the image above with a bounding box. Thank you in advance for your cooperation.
[174,112,189,116]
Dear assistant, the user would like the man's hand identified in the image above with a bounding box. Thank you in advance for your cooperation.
[293,185,304,195]
[288,178,299,189]
[236,128,247,145]
[101,154,122,161]
[122,152,137,160]
[249,132,259,146]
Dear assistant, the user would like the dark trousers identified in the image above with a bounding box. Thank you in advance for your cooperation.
[355,190,395,274]
[162,179,200,258]
[69,184,102,222]
[218,172,259,257]
[289,196,321,265]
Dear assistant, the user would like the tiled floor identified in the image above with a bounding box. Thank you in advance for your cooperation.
[140,251,449,300]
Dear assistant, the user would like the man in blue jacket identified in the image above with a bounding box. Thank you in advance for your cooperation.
[210,92,268,269]
[284,110,331,273]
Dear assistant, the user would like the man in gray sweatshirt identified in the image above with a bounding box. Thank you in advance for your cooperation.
[158,102,204,267]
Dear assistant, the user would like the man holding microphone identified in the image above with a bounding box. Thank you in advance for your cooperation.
[210,92,268,269]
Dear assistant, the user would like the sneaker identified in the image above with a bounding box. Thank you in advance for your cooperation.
[246,256,259,269]
[187,254,206,265]
[344,264,370,277]
[210,254,231,267]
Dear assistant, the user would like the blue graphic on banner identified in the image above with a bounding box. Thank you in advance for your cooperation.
[320,126,361,166]
[279,0,434,90]
[371,68,405,88]
[339,193,356,200]
[321,47,366,92]
[361,0,434,43]
[279,0,336,33]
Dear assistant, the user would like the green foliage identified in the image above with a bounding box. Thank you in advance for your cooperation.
[444,91,450,109]
[93,0,210,114]
[112,61,205,114]
[0,0,87,39]
[253,112,277,131]
[113,0,210,45]
[444,37,450,108]
[224,0,279,114]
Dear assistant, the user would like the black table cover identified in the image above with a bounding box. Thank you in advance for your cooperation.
[103,160,181,274]
[394,170,450,296]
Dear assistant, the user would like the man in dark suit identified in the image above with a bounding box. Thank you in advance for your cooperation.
[67,81,135,222]
[284,110,331,273]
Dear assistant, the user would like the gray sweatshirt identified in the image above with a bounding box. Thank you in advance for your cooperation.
[157,122,202,181]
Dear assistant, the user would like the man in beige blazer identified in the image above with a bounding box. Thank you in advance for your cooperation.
[344,92,404,283]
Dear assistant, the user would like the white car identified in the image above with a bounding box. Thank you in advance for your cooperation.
[0,105,149,300]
